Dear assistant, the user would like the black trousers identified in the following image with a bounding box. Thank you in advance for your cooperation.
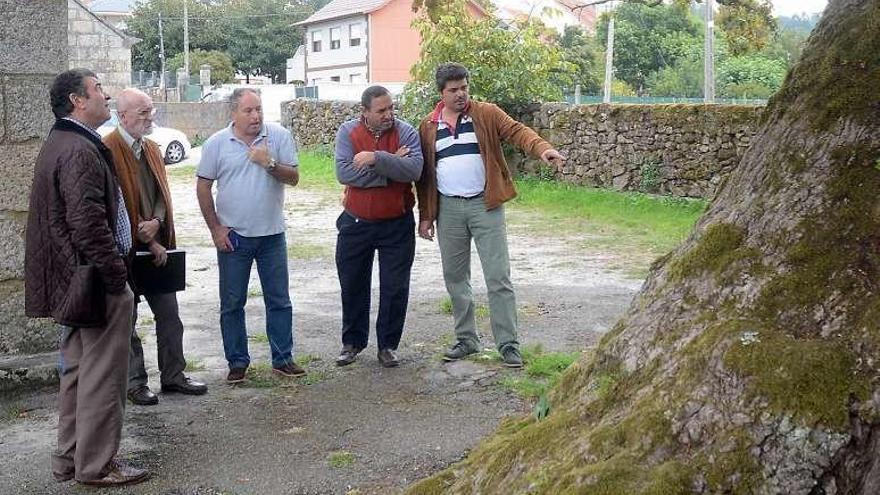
[335,211,416,350]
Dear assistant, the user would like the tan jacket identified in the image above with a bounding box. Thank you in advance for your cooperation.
[103,129,177,250]
[415,101,553,222]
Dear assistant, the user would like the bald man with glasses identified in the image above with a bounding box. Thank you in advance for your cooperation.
[104,88,207,406]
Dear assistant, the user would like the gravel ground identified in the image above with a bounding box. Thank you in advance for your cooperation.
[0,157,642,495]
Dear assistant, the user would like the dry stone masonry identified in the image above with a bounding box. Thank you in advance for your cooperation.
[283,99,763,199]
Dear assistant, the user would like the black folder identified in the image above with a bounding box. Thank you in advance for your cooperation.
[132,249,186,295]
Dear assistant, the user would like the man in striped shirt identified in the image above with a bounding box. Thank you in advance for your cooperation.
[415,63,565,368]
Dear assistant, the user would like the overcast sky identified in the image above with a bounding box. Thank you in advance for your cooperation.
[772,0,828,17]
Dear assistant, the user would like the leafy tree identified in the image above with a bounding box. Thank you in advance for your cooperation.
[645,55,703,97]
[127,0,315,83]
[595,2,702,92]
[222,0,310,83]
[559,26,603,95]
[401,0,572,124]
[716,0,776,55]
[167,49,235,84]
[128,0,228,74]
[717,53,787,98]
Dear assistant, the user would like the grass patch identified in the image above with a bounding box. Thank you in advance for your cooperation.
[328,450,355,468]
[298,151,342,190]
[249,332,269,343]
[298,369,329,385]
[438,296,453,314]
[166,163,197,180]
[288,242,332,260]
[185,359,206,372]
[295,354,321,367]
[137,316,155,327]
[496,344,580,399]
[241,363,281,388]
[437,296,488,319]
[0,402,29,423]
[511,178,705,258]
[247,287,263,298]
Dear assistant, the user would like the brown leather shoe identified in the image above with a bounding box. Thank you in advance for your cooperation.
[127,385,158,406]
[80,459,149,486]
[336,345,362,367]
[161,377,208,395]
[377,348,400,368]
[272,362,307,377]
[227,367,247,384]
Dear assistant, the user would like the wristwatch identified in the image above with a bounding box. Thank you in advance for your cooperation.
[267,158,278,171]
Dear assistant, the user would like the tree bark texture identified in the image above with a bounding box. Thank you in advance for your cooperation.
[407,0,880,493]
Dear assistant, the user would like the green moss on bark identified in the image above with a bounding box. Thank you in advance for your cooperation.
[667,223,760,283]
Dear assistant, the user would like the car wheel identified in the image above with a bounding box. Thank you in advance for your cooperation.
[165,141,185,164]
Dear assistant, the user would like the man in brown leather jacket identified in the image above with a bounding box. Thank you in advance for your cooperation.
[24,69,149,486]
[415,63,565,368]
[104,88,207,405]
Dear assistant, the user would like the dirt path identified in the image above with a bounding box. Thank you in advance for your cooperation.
[0,159,642,495]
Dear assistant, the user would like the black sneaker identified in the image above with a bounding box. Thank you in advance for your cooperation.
[501,346,523,368]
[227,367,247,384]
[443,342,477,361]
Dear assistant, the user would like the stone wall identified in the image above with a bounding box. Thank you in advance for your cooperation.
[517,103,762,198]
[283,99,361,151]
[283,99,763,199]
[0,0,68,356]
[67,0,135,97]
[153,102,230,142]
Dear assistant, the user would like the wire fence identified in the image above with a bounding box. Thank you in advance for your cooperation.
[565,94,768,106]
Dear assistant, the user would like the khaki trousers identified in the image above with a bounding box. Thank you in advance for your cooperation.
[51,283,134,482]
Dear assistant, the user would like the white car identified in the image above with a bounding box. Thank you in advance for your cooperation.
[99,111,192,164]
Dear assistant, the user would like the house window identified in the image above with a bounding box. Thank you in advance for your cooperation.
[350,73,364,84]
[349,23,362,47]
[330,76,341,82]
[311,31,322,52]
[330,27,341,50]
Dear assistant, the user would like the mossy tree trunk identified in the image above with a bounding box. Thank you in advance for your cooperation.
[407,0,880,493]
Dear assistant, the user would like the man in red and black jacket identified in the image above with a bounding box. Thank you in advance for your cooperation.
[334,85,423,368]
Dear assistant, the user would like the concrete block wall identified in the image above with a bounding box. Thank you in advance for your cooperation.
[0,0,68,355]
[153,102,230,142]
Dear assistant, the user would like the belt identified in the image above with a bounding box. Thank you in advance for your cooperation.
[343,210,412,223]
[441,192,484,200]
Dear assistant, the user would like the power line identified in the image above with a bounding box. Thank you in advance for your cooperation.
[147,11,313,21]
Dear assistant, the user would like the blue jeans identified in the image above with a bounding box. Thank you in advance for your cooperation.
[217,231,293,369]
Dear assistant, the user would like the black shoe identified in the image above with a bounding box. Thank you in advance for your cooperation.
[336,345,362,367]
[161,377,208,395]
[377,348,400,368]
[501,346,523,368]
[442,342,478,362]
[127,385,158,406]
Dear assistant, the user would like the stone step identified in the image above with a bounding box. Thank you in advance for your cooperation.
[0,351,59,392]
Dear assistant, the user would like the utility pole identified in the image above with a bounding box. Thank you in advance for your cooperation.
[704,0,715,103]
[183,0,190,79]
[158,13,166,89]
[602,1,615,104]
